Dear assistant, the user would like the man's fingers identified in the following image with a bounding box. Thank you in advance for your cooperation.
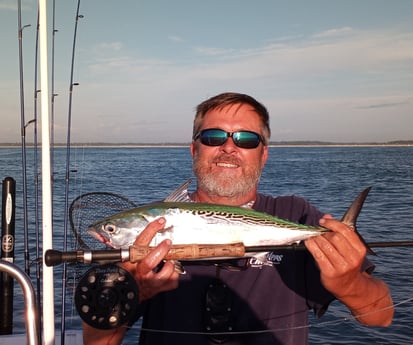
[137,239,172,275]
[319,218,367,255]
[134,217,166,246]
[153,260,180,290]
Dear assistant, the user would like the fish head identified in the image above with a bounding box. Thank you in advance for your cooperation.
[87,213,148,249]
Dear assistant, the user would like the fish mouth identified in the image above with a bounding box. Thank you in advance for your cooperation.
[87,228,114,248]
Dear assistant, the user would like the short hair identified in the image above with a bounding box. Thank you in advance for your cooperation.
[193,92,271,144]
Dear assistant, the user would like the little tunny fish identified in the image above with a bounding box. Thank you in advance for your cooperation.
[87,182,372,257]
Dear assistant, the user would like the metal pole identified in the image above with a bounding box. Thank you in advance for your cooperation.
[38,0,55,343]
[0,260,40,345]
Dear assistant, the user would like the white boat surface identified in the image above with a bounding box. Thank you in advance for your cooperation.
[0,331,83,345]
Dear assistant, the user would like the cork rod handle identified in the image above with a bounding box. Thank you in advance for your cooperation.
[129,242,246,262]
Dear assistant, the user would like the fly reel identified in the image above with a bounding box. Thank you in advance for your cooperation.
[75,264,139,329]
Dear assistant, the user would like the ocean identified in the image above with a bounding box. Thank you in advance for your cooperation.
[0,146,412,344]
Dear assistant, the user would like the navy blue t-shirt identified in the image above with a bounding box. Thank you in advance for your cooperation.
[134,193,373,345]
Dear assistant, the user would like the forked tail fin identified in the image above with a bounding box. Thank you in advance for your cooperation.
[341,187,375,255]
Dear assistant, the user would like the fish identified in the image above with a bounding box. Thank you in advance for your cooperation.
[87,180,373,259]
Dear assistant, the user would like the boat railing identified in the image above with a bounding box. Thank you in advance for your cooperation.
[0,259,39,345]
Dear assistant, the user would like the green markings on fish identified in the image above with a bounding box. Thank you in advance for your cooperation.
[87,182,373,257]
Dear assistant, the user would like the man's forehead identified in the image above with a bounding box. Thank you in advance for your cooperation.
[205,103,258,117]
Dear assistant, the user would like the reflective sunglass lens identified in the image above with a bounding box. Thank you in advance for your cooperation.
[232,131,261,148]
[200,129,227,146]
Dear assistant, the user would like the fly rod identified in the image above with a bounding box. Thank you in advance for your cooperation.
[45,240,413,266]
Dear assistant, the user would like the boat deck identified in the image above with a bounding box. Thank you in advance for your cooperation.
[0,330,83,345]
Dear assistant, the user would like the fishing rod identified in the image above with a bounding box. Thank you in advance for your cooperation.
[17,0,32,276]
[45,240,413,266]
[61,1,83,344]
[32,10,43,345]
[51,0,58,175]
[49,240,413,330]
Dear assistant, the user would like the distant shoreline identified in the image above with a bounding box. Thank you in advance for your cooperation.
[0,141,412,148]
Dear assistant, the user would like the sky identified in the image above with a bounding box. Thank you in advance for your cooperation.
[1,0,413,144]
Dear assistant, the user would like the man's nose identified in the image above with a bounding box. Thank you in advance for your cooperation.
[220,136,238,152]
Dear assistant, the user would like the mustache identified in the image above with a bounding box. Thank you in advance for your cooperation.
[212,154,242,165]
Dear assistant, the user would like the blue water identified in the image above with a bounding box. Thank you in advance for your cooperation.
[0,146,412,344]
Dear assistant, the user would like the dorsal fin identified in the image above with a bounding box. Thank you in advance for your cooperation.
[164,179,192,202]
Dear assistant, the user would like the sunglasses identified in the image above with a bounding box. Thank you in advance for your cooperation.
[193,128,265,149]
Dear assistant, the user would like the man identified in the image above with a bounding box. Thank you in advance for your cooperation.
[83,92,393,344]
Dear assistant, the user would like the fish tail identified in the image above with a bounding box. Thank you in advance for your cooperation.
[341,187,375,255]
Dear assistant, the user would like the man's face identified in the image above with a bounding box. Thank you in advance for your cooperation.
[190,103,268,199]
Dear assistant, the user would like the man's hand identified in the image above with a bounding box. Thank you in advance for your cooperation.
[83,218,180,344]
[305,215,367,297]
[305,216,394,326]
[121,217,180,302]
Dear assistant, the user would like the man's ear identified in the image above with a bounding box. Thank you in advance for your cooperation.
[190,142,196,157]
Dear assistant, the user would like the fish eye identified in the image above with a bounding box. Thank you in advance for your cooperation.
[104,224,116,233]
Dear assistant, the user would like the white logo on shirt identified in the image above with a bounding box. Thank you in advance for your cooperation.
[248,252,284,268]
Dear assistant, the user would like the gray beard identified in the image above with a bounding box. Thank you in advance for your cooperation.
[193,155,261,198]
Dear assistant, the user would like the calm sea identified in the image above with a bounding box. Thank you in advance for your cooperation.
[0,146,412,344]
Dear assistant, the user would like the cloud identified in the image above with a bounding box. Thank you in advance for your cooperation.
[64,26,413,103]
[355,99,410,110]
[5,24,412,143]
[81,26,410,99]
[168,35,184,43]
[0,0,33,11]
[194,46,236,56]
[94,42,123,52]
[74,26,413,123]
[201,27,413,72]
[312,27,355,39]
